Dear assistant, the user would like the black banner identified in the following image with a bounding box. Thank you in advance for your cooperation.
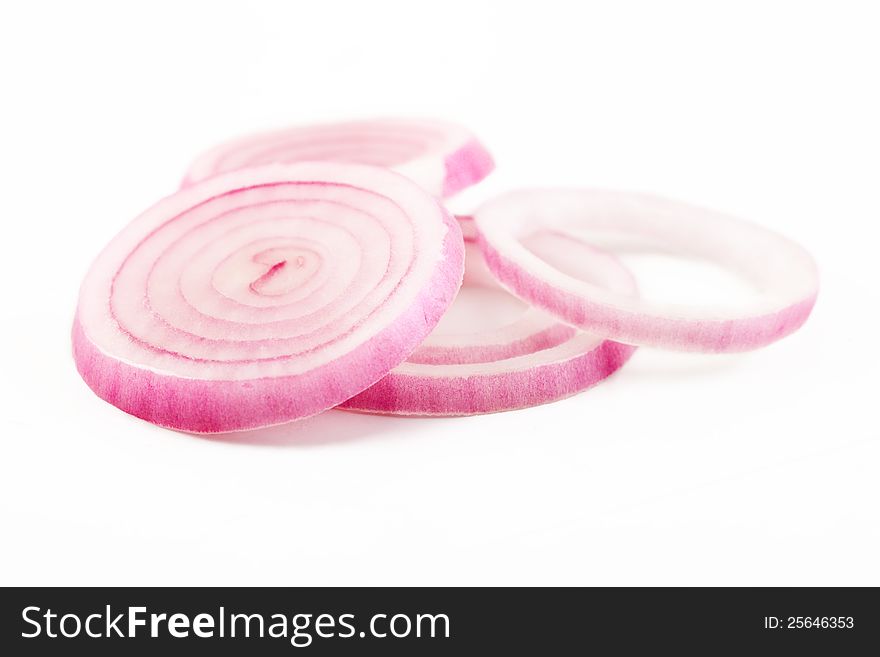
[1,587,876,654]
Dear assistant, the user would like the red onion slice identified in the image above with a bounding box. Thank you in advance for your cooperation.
[473,189,819,352]
[182,118,495,198]
[73,163,465,432]
[340,229,636,416]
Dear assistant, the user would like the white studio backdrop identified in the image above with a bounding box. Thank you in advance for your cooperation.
[1,1,878,585]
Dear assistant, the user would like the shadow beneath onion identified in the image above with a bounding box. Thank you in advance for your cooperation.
[178,409,424,448]
[620,348,748,381]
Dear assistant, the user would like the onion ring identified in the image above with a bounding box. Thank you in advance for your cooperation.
[182,118,494,198]
[73,163,465,432]
[473,189,819,352]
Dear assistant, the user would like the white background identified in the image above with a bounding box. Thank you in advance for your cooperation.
[1,1,878,586]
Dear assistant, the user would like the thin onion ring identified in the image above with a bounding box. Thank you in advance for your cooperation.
[473,189,818,352]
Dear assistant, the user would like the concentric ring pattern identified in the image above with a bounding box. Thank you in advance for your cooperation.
[73,163,465,432]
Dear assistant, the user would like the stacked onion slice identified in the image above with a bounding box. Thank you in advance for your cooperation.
[182,118,495,198]
[342,224,636,415]
[73,118,819,433]
[73,163,464,432]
